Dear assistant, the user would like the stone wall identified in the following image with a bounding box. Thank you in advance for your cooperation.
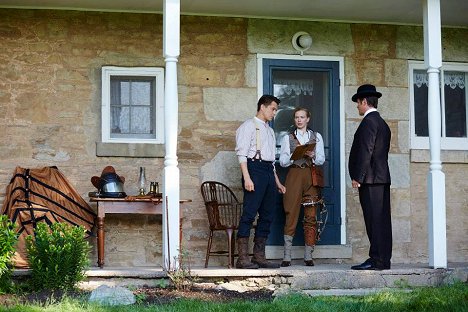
[0,9,466,267]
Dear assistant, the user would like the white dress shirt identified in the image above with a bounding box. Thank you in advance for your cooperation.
[235,117,276,163]
[279,129,325,167]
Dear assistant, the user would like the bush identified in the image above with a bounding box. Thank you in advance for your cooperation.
[0,215,17,293]
[26,222,91,291]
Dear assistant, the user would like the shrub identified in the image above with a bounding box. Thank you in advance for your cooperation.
[26,222,91,290]
[165,249,198,291]
[0,215,17,293]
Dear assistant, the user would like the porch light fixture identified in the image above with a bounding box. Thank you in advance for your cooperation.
[292,31,312,55]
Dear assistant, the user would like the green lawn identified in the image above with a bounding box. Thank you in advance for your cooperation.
[1,282,467,312]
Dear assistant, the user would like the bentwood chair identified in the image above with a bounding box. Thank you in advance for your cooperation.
[200,181,243,268]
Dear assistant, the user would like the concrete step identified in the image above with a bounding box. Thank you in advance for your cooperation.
[14,263,468,292]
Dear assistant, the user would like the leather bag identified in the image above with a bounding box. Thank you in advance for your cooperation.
[311,165,325,187]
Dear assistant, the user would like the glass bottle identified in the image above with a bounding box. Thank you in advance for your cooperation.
[138,167,146,196]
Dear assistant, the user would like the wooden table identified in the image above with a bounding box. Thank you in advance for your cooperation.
[90,197,189,268]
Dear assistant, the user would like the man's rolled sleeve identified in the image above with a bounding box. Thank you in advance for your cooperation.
[235,120,253,164]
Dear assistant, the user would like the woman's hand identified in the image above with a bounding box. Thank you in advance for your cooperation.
[305,150,315,159]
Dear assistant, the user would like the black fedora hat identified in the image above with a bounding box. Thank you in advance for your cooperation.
[352,84,382,102]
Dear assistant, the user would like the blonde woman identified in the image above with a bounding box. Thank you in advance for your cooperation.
[279,107,325,266]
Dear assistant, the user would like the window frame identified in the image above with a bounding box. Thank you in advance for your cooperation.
[409,61,468,150]
[101,66,165,144]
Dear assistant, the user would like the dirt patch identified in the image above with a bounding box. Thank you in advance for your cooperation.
[0,286,274,306]
[134,285,274,305]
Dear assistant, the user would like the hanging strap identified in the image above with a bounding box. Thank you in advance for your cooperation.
[252,119,262,160]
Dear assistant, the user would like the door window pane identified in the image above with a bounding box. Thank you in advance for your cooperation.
[272,70,329,149]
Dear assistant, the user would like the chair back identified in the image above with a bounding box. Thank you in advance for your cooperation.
[200,181,242,230]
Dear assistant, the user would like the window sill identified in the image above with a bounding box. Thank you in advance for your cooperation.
[410,149,468,163]
[96,142,165,158]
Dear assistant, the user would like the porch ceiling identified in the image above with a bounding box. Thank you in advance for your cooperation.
[1,0,467,27]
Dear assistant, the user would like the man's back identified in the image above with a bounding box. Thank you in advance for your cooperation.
[349,111,391,184]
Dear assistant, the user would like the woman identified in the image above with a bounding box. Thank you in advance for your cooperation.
[279,107,325,266]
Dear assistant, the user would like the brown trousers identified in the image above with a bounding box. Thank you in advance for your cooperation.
[283,167,320,246]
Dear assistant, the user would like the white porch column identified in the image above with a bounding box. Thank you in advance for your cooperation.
[423,0,447,268]
[162,0,180,270]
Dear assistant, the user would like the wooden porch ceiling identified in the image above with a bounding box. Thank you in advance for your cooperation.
[0,0,467,27]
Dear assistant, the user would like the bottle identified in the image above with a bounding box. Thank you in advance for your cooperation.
[138,167,146,196]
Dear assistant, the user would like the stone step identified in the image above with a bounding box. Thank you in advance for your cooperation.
[14,263,468,292]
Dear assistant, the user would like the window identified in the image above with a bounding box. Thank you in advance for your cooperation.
[409,61,468,150]
[101,66,164,144]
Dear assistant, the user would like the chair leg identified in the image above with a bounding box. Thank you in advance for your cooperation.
[230,230,236,267]
[226,228,234,268]
[205,230,214,268]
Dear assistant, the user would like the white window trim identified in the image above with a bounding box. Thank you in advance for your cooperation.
[409,61,468,150]
[101,66,165,144]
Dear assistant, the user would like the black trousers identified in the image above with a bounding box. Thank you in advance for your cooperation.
[237,159,276,239]
[358,183,392,267]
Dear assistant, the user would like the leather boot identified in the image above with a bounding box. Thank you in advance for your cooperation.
[235,237,259,269]
[304,245,315,266]
[281,235,293,267]
[251,237,280,268]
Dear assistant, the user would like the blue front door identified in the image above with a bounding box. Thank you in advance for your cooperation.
[263,58,341,245]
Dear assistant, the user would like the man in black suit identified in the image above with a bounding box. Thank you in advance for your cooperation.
[349,84,392,270]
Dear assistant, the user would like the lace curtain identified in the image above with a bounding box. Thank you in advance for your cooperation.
[110,80,151,135]
[274,79,314,96]
[414,71,465,89]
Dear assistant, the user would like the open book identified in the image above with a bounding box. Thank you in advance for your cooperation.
[290,143,316,161]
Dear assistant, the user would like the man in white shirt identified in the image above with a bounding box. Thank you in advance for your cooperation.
[235,94,286,269]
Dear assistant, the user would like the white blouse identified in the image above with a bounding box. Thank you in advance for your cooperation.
[279,129,325,168]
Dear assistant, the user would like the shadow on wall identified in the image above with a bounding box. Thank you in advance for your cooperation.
[200,151,243,196]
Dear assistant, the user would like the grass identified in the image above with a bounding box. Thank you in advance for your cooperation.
[0,282,466,312]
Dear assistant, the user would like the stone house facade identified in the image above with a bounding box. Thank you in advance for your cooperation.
[0,8,466,267]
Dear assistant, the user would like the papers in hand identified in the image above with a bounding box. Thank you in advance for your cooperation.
[290,143,316,161]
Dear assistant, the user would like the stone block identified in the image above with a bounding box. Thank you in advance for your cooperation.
[89,285,136,305]
[353,58,385,86]
[392,218,411,243]
[344,58,358,86]
[396,26,424,60]
[351,24,396,59]
[398,121,409,154]
[391,189,411,217]
[199,151,242,190]
[378,87,409,120]
[244,55,257,88]
[389,154,410,188]
[203,87,257,121]
[442,28,468,62]
[248,20,353,56]
[385,59,408,87]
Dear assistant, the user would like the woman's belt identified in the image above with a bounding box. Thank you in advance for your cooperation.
[290,163,313,168]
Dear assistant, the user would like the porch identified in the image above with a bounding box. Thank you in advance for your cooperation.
[18,262,465,296]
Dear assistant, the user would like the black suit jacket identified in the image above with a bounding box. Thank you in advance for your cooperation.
[349,111,391,185]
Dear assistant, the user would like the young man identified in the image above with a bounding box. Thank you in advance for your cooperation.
[235,94,286,269]
[348,84,392,270]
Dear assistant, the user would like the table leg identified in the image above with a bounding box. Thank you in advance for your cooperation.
[97,217,105,268]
